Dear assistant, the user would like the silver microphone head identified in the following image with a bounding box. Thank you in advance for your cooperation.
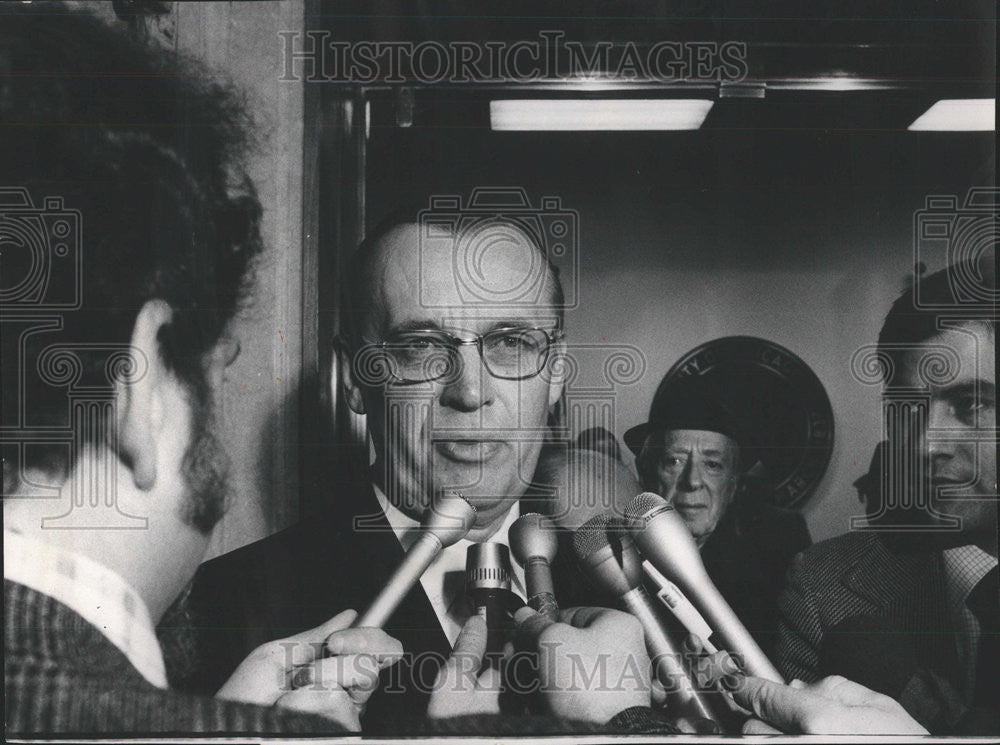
[623,491,709,582]
[624,492,697,548]
[466,543,512,592]
[623,491,672,526]
[423,490,477,547]
[509,512,558,565]
[572,513,638,596]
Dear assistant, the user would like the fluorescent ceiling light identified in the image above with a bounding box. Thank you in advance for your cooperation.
[908,99,995,131]
[490,99,713,131]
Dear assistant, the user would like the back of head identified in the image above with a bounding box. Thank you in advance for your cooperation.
[1,5,263,488]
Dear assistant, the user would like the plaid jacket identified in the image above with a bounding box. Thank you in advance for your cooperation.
[774,531,979,733]
[3,579,344,736]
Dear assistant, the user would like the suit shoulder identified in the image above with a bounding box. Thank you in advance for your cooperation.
[789,530,881,580]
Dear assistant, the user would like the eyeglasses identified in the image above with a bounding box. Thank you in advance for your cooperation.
[359,326,564,383]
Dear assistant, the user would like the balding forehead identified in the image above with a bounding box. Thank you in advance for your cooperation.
[360,219,562,331]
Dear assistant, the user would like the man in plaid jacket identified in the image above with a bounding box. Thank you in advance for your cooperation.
[776,261,997,734]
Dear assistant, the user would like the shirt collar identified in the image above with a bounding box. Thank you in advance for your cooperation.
[3,529,168,689]
[372,484,525,596]
[943,543,998,608]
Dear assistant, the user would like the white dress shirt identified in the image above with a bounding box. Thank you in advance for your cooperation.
[3,528,168,688]
[372,485,526,646]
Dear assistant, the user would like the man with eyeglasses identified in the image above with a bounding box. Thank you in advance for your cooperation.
[181,215,621,729]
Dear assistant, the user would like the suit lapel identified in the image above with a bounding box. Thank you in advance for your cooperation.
[838,537,958,683]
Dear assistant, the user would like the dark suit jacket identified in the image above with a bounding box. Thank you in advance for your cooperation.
[775,531,988,733]
[181,477,590,727]
[3,579,343,735]
[698,502,811,658]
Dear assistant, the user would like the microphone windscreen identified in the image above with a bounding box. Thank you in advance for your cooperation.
[572,513,615,562]
[820,614,917,698]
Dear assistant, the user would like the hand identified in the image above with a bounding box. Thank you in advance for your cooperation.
[216,609,403,730]
[732,674,929,735]
[514,605,652,724]
[427,615,503,719]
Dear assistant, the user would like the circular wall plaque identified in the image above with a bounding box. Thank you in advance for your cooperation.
[660,336,834,509]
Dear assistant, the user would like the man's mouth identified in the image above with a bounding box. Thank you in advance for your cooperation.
[673,502,708,513]
[434,440,501,463]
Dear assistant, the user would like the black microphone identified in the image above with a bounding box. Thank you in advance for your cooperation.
[623,492,783,682]
[466,542,514,661]
[573,513,719,724]
[354,491,476,628]
[509,512,560,623]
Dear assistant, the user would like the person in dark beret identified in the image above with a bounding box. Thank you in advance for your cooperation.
[624,377,811,657]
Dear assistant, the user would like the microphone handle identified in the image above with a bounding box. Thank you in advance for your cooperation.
[524,558,559,622]
[354,533,442,628]
[688,582,783,683]
[621,587,718,724]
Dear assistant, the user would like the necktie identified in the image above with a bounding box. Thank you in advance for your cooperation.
[966,565,999,708]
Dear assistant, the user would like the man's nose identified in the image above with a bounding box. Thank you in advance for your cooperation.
[925,401,957,464]
[679,457,702,491]
[438,344,494,412]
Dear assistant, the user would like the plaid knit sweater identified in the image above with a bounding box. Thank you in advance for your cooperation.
[4,579,345,736]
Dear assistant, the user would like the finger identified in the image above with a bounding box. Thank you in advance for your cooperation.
[790,678,806,689]
[452,614,488,659]
[650,677,668,708]
[434,616,488,696]
[293,654,385,697]
[276,688,360,730]
[808,675,876,706]
[281,609,358,666]
[513,605,556,651]
[731,675,825,734]
[682,633,704,656]
[742,717,784,735]
[701,649,741,687]
[556,605,609,628]
[324,628,404,665]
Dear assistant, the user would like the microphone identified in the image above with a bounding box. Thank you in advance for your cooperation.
[466,542,513,660]
[354,491,476,628]
[509,512,560,623]
[642,561,716,653]
[623,492,783,682]
[573,513,719,724]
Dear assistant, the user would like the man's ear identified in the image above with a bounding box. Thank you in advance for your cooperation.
[117,299,174,491]
[335,339,366,415]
